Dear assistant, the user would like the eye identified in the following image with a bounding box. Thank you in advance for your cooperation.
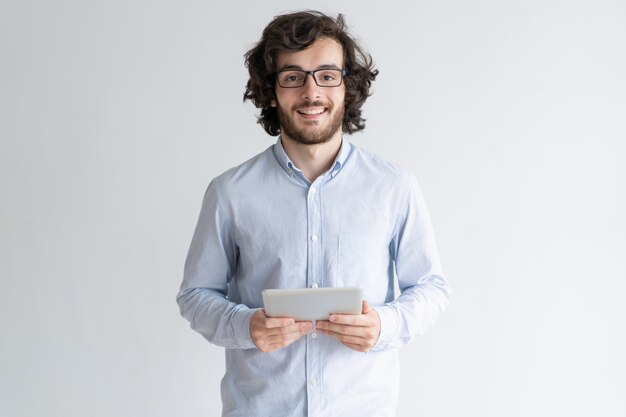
[280,71,304,84]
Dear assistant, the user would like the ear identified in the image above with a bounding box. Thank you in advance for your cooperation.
[270,99,277,107]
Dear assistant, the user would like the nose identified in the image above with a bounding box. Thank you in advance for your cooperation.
[301,73,321,100]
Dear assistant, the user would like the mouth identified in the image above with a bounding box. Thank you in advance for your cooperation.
[296,107,328,120]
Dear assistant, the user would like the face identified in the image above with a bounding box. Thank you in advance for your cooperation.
[272,37,346,146]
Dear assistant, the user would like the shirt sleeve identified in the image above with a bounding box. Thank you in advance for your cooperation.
[370,174,450,351]
[176,181,258,350]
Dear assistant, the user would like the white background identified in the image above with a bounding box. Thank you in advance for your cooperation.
[1,1,625,416]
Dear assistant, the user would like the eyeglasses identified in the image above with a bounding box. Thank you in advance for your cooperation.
[276,68,347,88]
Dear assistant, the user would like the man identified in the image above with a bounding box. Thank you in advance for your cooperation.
[177,11,450,417]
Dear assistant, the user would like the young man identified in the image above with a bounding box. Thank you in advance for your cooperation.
[177,11,450,417]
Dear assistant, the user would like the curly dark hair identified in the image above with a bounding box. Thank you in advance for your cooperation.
[243,11,379,136]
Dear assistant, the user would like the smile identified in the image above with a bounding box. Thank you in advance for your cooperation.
[296,107,327,119]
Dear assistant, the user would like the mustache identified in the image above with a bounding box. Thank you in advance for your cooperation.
[293,100,329,110]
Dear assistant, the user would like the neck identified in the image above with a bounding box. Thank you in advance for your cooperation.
[281,132,343,182]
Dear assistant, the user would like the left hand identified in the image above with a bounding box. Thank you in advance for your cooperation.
[315,300,381,352]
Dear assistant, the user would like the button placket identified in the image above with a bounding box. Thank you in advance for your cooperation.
[306,181,323,416]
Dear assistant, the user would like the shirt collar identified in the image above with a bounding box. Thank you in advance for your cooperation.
[273,136,352,179]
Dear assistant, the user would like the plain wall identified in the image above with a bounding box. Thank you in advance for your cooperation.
[1,1,625,416]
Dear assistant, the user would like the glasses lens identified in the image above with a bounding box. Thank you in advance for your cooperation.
[314,70,343,87]
[278,71,306,88]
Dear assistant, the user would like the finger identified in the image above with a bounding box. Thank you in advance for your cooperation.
[266,321,313,336]
[313,327,372,352]
[317,323,379,345]
[262,321,312,336]
[259,327,310,351]
[326,300,371,325]
[256,337,297,353]
[255,332,297,351]
[343,342,369,352]
[263,316,296,328]
[328,314,358,325]
[328,313,374,326]
[253,309,297,328]
[316,322,363,336]
[264,327,310,345]
[254,322,311,342]
[317,326,366,341]
[317,328,367,346]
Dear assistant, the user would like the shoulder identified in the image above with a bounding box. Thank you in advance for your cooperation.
[346,143,414,188]
[208,145,275,197]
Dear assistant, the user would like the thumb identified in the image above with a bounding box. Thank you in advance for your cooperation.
[362,300,371,314]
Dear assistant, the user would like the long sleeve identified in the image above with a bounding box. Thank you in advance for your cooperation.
[371,174,450,351]
[176,181,257,350]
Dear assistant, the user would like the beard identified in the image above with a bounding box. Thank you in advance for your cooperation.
[277,100,344,146]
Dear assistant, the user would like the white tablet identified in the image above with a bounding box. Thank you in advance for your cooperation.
[262,287,363,321]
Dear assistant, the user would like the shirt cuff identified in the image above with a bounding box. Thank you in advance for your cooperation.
[231,306,260,350]
[370,304,398,352]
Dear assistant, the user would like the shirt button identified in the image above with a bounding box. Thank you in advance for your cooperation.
[310,188,316,194]
[312,282,319,288]
[311,332,318,339]
[309,378,317,386]
[311,235,318,242]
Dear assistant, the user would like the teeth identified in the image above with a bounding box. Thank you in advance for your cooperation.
[299,108,325,115]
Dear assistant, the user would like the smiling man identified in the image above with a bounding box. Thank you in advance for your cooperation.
[177,11,450,417]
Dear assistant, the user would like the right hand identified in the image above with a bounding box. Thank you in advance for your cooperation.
[250,309,312,353]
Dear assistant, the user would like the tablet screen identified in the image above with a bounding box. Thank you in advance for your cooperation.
[262,287,363,321]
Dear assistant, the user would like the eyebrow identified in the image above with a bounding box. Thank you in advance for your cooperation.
[277,64,342,72]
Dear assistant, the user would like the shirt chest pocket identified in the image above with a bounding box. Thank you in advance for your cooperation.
[336,232,391,304]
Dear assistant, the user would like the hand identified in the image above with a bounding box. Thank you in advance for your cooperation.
[315,300,381,352]
[250,309,312,353]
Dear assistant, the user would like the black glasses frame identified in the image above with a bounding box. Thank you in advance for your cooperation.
[275,69,347,88]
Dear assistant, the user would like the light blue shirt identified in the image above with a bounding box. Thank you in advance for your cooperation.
[177,137,450,417]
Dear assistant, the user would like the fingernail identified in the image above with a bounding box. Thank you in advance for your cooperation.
[329,316,336,322]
